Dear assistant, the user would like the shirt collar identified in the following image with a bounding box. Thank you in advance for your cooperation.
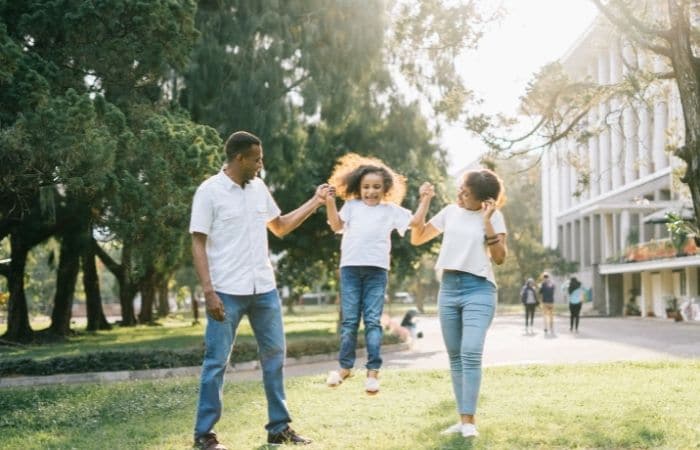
[216,169,243,190]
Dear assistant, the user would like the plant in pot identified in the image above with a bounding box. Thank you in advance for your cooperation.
[666,211,699,252]
[664,296,683,322]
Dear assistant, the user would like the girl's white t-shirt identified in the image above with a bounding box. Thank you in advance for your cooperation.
[338,199,412,269]
[429,204,507,286]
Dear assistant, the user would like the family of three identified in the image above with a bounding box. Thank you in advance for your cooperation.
[189,131,508,449]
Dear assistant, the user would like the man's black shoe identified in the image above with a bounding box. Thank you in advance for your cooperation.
[267,427,312,445]
[193,433,228,450]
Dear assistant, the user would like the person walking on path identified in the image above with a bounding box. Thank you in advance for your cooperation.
[189,131,329,449]
[323,153,426,394]
[410,169,507,439]
[520,278,538,334]
[539,272,556,335]
[567,276,584,333]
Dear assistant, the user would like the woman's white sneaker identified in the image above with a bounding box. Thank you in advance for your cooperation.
[461,423,479,438]
[440,423,463,435]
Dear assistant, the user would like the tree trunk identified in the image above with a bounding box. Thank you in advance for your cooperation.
[82,239,111,331]
[156,274,170,318]
[94,240,137,326]
[138,268,156,324]
[48,229,82,337]
[2,234,33,343]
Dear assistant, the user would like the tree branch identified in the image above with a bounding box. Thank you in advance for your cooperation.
[92,239,123,279]
[591,0,673,58]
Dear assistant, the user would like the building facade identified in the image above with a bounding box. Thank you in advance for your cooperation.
[541,15,700,319]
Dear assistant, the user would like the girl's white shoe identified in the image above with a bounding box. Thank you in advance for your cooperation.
[364,376,380,393]
[325,370,343,387]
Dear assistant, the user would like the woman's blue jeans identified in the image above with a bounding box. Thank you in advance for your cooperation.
[194,289,290,439]
[438,271,496,415]
[339,266,388,371]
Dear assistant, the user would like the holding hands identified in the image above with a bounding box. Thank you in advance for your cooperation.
[419,182,435,200]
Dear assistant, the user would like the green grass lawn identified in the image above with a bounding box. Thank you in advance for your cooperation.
[0,304,438,362]
[2,360,699,449]
[0,309,338,361]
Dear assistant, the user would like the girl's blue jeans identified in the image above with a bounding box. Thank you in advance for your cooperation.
[339,266,388,371]
[438,270,496,415]
[194,289,290,439]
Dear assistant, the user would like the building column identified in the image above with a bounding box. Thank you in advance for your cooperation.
[622,40,638,185]
[652,57,669,172]
[542,148,552,247]
[597,50,611,193]
[620,210,631,252]
[609,40,624,190]
[588,64,600,198]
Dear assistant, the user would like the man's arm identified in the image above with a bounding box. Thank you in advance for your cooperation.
[191,232,225,321]
[267,184,330,238]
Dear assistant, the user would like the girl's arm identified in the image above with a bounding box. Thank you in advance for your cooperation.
[326,187,344,233]
[482,200,507,265]
[410,182,440,245]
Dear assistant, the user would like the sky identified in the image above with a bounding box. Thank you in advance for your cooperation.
[443,0,600,172]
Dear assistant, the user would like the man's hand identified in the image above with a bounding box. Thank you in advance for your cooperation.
[314,183,331,205]
[204,290,225,321]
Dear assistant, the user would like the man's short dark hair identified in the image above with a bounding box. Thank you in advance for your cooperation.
[224,131,261,161]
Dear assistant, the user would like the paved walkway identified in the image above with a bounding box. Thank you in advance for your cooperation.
[2,315,699,387]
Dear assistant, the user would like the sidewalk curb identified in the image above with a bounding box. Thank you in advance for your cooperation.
[0,343,409,389]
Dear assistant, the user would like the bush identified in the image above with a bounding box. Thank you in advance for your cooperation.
[0,334,402,377]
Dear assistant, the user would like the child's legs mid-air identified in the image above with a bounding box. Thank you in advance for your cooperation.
[360,266,388,393]
[326,266,363,386]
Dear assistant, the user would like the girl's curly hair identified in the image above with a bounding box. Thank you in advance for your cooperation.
[328,153,406,204]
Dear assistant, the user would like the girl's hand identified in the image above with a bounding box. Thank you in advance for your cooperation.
[419,182,435,199]
[482,198,496,220]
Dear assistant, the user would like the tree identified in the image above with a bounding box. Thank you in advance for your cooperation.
[179,0,491,300]
[0,0,218,340]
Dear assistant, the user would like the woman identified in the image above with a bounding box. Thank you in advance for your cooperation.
[567,276,584,333]
[410,169,507,439]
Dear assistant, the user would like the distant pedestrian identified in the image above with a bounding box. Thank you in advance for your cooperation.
[520,278,538,334]
[410,168,507,439]
[539,272,556,335]
[323,153,426,394]
[567,277,584,333]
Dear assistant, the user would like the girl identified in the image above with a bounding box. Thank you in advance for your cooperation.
[410,169,507,438]
[324,153,419,394]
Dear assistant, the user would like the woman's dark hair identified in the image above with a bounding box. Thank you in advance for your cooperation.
[224,131,261,161]
[343,165,393,198]
[462,169,506,207]
[568,277,581,294]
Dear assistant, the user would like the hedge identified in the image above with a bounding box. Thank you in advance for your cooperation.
[0,334,401,377]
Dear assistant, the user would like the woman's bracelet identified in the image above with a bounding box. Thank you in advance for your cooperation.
[487,239,501,246]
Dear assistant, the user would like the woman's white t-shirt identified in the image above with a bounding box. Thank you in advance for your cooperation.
[429,204,507,286]
[338,199,412,270]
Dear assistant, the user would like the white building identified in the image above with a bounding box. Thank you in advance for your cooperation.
[541,14,700,318]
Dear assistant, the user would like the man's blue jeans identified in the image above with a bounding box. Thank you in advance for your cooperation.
[339,266,388,370]
[438,271,495,415]
[194,289,290,438]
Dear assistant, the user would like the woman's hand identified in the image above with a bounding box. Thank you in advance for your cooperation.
[482,197,496,220]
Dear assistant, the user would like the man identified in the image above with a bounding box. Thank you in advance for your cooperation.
[190,131,328,449]
[539,272,556,335]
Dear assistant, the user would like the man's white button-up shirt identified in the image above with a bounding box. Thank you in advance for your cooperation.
[189,171,281,295]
